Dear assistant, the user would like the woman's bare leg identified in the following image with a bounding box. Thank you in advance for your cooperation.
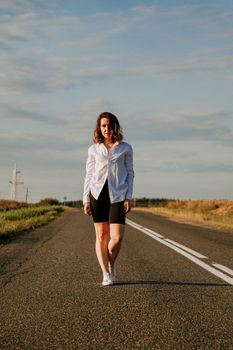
[108,224,125,267]
[94,222,110,274]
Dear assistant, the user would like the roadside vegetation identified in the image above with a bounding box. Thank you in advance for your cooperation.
[133,199,233,232]
[1,198,232,238]
[0,199,65,238]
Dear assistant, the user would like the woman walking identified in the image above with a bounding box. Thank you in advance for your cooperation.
[83,112,134,286]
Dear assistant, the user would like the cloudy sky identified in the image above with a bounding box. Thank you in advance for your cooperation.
[1,0,233,202]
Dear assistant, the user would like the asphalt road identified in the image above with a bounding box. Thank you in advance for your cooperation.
[0,209,232,350]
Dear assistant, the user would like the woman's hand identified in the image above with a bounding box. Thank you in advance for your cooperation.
[84,202,92,216]
[124,199,131,214]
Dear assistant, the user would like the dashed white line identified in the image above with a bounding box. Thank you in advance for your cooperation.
[126,218,233,286]
[164,239,208,259]
[212,264,233,277]
[127,219,164,238]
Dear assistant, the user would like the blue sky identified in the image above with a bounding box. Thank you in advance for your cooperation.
[0,0,233,202]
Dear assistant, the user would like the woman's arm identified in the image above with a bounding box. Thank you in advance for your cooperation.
[125,145,135,201]
[84,202,92,215]
[124,199,131,213]
[83,148,95,204]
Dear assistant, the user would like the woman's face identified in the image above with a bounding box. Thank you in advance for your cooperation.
[100,117,113,140]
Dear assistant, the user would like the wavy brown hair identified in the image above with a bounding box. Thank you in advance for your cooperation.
[93,112,123,144]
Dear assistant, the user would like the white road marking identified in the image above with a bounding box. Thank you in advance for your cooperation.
[164,239,208,259]
[212,263,233,277]
[126,219,164,238]
[126,219,233,286]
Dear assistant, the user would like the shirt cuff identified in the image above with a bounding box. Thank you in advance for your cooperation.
[83,194,90,204]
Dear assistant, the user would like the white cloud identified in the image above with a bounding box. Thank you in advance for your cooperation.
[0,4,153,46]
[0,2,232,96]
[125,108,233,148]
[0,104,65,124]
[0,49,232,96]
[161,3,233,40]
[0,0,63,12]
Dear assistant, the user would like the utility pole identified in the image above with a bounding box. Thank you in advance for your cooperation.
[9,163,24,201]
[25,187,29,202]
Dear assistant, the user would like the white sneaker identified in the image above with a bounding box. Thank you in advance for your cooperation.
[102,273,113,286]
[110,265,116,282]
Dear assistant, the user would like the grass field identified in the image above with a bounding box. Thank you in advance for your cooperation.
[1,199,232,239]
[133,200,233,233]
[0,204,65,238]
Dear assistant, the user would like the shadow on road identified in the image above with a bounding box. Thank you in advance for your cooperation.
[113,280,229,287]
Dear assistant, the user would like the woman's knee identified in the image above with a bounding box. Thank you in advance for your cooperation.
[111,234,123,245]
[110,224,124,245]
[94,223,109,242]
[96,225,109,242]
[96,229,109,243]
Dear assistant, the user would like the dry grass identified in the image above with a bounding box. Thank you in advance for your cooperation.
[0,205,65,238]
[0,199,29,211]
[133,200,233,232]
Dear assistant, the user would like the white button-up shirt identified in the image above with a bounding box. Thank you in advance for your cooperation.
[83,141,134,204]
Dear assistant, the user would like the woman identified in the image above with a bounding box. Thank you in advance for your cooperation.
[83,112,134,286]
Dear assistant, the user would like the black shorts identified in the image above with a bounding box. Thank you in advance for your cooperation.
[89,181,125,224]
